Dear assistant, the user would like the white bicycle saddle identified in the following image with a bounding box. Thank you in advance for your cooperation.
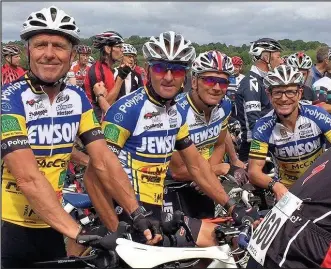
[115,238,235,268]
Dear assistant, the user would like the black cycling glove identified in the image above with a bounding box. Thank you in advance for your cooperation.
[130,206,162,242]
[76,225,109,247]
[117,65,131,80]
[225,165,249,187]
[231,204,260,226]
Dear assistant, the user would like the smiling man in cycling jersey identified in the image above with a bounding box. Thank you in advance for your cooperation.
[1,6,160,267]
[166,50,248,219]
[248,65,331,201]
[90,31,259,247]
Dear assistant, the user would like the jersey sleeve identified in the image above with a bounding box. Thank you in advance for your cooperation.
[220,97,232,130]
[174,105,193,151]
[248,119,271,160]
[101,100,136,155]
[75,86,104,146]
[307,106,331,142]
[1,86,30,157]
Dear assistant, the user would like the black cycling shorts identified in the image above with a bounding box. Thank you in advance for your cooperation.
[1,221,66,268]
[114,201,202,247]
[163,176,215,219]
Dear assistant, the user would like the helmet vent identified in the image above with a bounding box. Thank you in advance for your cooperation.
[36,13,46,21]
[30,20,47,27]
[50,7,57,21]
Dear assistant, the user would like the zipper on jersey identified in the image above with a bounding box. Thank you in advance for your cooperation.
[164,105,169,166]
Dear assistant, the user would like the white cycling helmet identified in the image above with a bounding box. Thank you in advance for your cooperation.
[287,52,312,70]
[264,64,304,90]
[20,6,80,45]
[191,50,234,76]
[142,31,196,65]
[249,38,282,62]
[122,43,137,55]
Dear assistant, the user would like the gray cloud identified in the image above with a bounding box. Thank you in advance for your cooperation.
[2,2,330,46]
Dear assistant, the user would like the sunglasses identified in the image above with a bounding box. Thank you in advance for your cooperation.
[199,76,229,89]
[148,61,189,78]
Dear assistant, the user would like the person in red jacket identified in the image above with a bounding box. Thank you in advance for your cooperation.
[2,44,26,86]
[84,31,131,122]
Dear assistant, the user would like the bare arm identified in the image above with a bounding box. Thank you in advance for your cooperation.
[85,139,139,215]
[319,103,331,113]
[247,158,271,188]
[70,147,89,166]
[179,144,233,210]
[4,149,80,239]
[105,77,125,106]
[84,165,119,232]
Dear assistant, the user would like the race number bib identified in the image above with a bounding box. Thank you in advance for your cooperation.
[247,192,302,266]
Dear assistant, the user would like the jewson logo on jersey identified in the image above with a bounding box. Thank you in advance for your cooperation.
[257,118,276,134]
[1,81,27,102]
[28,122,79,144]
[119,93,144,113]
[244,101,261,113]
[190,125,221,144]
[306,108,331,125]
[136,136,176,154]
[275,138,321,158]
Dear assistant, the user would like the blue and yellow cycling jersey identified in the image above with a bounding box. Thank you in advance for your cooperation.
[176,93,232,160]
[1,76,103,228]
[102,86,192,206]
[249,104,331,187]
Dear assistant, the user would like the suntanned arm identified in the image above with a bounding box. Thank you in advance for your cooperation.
[4,149,80,239]
[70,147,89,166]
[95,78,125,113]
[248,158,272,188]
[105,77,125,106]
[179,144,234,213]
[84,165,119,232]
[84,139,139,217]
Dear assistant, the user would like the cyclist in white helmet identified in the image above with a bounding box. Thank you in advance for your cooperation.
[248,64,331,199]
[287,52,318,104]
[86,31,260,248]
[235,38,283,162]
[1,6,161,267]
[113,43,144,99]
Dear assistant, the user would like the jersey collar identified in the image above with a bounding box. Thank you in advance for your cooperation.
[145,84,175,107]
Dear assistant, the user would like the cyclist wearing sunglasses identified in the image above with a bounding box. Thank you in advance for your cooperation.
[248,65,331,201]
[85,31,259,247]
[166,50,248,219]
[235,38,283,162]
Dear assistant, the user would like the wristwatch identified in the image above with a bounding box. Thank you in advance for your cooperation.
[267,180,277,192]
[95,93,105,102]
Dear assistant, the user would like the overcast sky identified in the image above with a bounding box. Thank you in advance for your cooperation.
[2,2,330,46]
